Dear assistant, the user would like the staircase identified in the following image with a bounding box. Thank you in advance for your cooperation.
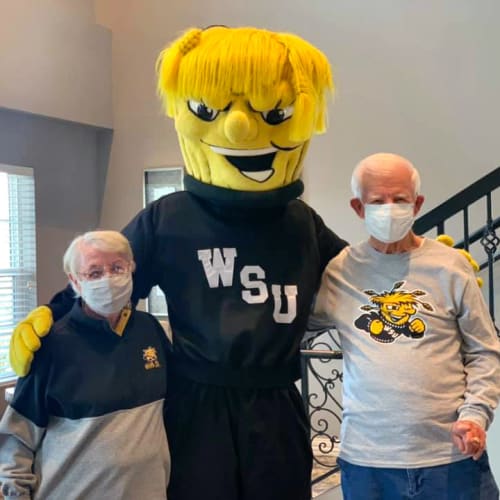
[413,166,500,323]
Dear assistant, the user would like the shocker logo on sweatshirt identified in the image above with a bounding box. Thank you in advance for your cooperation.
[143,346,161,369]
[354,281,434,344]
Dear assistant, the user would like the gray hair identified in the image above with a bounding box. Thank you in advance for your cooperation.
[63,230,134,278]
[350,153,421,200]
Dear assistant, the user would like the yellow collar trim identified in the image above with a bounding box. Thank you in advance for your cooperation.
[113,305,132,336]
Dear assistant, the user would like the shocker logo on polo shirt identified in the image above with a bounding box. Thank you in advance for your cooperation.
[143,346,161,369]
[354,280,434,344]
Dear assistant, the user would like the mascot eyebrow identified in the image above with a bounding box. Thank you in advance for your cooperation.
[155,26,333,142]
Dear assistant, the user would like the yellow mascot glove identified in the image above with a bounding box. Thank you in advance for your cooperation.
[9,305,54,377]
[436,235,484,288]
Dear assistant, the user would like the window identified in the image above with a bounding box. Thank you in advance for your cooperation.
[0,165,37,381]
[143,167,184,319]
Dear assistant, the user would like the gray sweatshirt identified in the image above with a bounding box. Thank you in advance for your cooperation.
[310,238,500,468]
[0,303,170,499]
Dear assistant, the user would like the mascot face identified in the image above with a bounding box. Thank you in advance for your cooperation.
[173,91,309,190]
[157,26,333,192]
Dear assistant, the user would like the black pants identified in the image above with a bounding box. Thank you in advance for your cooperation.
[165,374,312,500]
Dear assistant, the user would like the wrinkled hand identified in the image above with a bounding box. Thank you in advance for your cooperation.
[451,420,486,460]
[9,306,53,377]
[436,235,483,287]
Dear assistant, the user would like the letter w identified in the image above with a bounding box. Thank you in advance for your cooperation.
[197,248,237,288]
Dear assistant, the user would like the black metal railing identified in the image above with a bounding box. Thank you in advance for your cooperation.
[301,330,343,485]
[300,167,500,488]
[413,166,500,323]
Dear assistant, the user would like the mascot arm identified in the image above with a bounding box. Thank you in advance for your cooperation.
[122,203,159,303]
[10,305,53,377]
[312,209,349,269]
[50,283,79,319]
[436,235,483,287]
[10,284,75,377]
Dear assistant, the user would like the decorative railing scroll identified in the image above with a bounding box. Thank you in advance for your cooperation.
[300,329,343,485]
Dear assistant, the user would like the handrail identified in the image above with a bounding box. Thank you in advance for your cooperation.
[300,349,343,359]
[450,217,500,249]
[412,166,499,322]
[414,167,500,234]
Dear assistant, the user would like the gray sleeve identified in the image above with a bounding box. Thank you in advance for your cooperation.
[456,275,500,430]
[0,405,46,499]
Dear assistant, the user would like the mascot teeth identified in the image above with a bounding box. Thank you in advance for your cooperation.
[210,146,278,156]
[241,170,274,182]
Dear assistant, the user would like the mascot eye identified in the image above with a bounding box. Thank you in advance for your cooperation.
[187,100,219,121]
[261,105,294,125]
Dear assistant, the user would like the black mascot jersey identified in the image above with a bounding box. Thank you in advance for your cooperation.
[123,175,347,388]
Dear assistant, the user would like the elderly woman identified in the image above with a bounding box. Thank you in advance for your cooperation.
[0,231,170,499]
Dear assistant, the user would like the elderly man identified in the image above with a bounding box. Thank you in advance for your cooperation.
[310,153,500,500]
[0,231,170,499]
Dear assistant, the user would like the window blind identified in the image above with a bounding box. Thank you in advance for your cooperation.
[0,164,37,381]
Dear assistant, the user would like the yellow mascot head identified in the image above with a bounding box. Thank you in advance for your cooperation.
[156,26,333,191]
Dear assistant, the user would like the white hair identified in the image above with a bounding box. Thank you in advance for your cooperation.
[350,152,421,199]
[63,230,134,278]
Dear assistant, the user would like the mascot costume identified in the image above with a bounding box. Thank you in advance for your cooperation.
[10,26,347,500]
[8,26,480,500]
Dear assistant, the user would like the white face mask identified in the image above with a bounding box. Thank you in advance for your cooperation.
[79,273,133,316]
[364,203,415,243]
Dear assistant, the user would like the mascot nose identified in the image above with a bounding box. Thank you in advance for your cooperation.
[224,110,256,143]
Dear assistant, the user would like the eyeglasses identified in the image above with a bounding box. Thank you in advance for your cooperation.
[77,262,131,281]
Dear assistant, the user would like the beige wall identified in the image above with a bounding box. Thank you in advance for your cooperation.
[0,0,113,303]
[93,0,500,245]
[0,0,112,128]
[0,108,112,304]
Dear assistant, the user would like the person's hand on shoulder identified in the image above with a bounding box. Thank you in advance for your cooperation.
[10,305,53,376]
[436,235,483,287]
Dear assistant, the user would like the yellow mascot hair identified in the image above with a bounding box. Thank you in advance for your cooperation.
[156,26,333,142]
